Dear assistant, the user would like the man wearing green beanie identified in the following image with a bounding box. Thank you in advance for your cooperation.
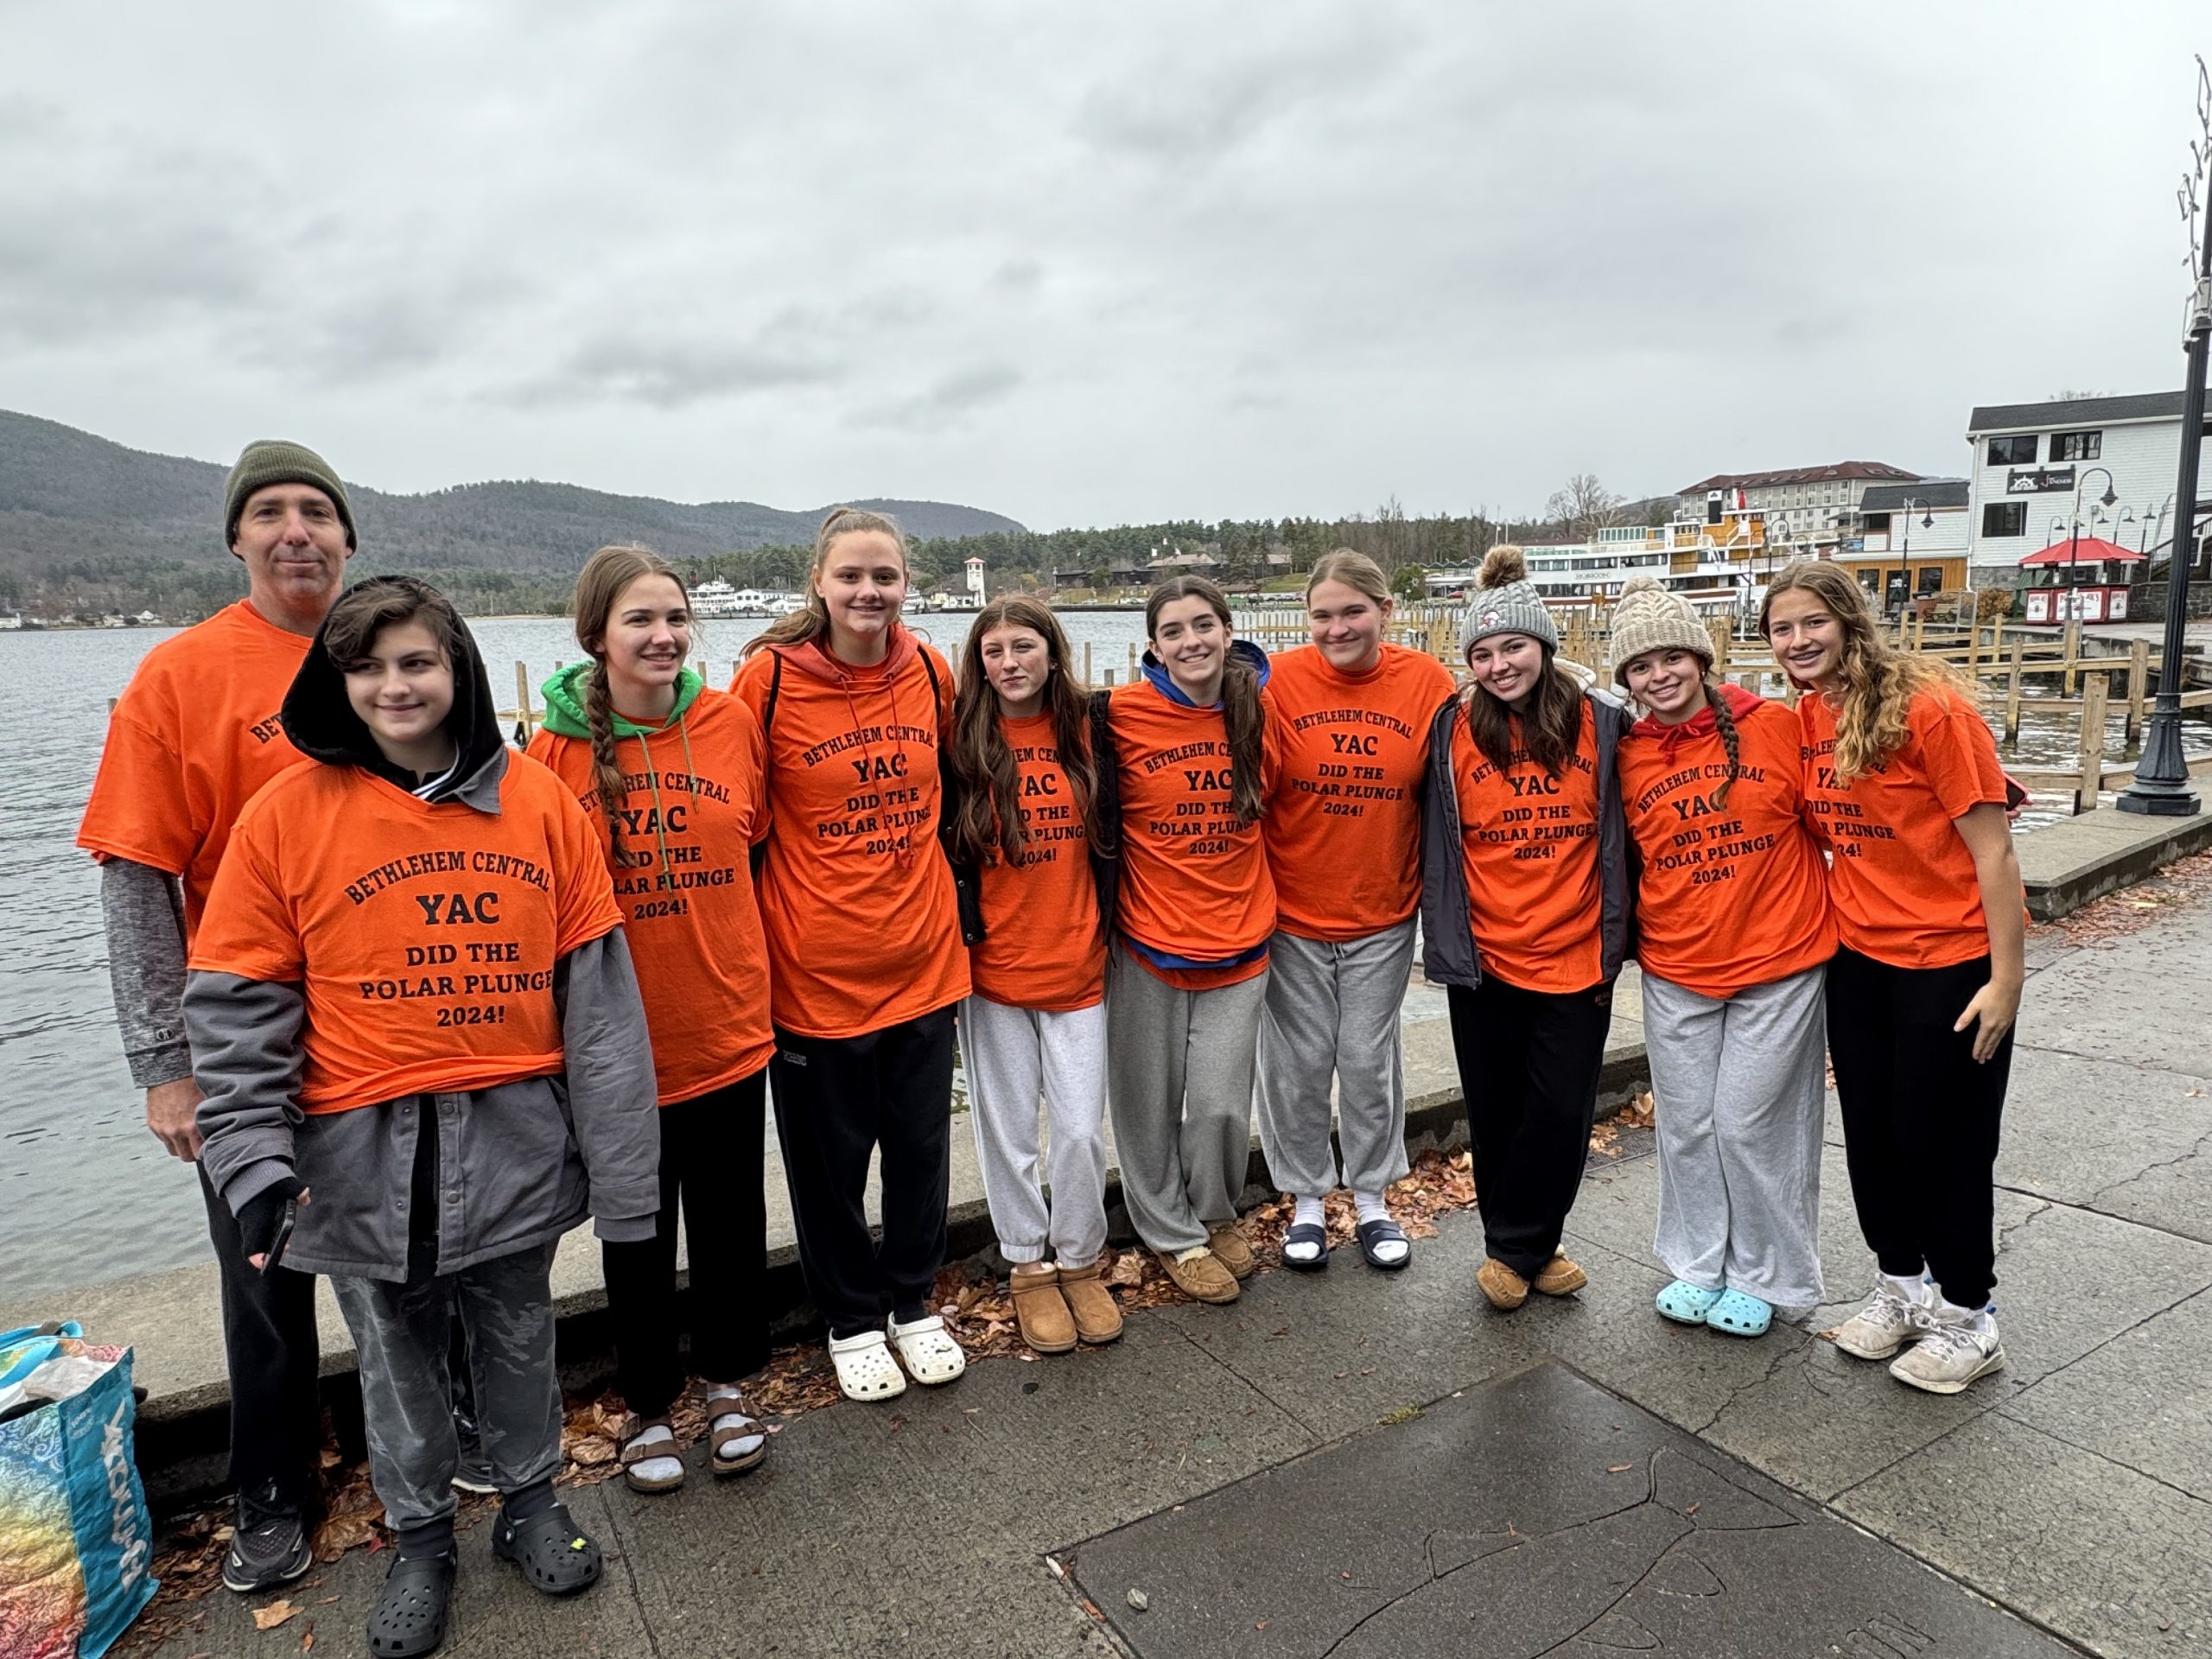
[78,440,359,1593]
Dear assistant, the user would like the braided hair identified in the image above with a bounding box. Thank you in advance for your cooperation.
[1703,676,1742,809]
[570,543,689,868]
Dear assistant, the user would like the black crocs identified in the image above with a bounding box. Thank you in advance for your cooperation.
[492,1503,603,1596]
[367,1549,455,1658]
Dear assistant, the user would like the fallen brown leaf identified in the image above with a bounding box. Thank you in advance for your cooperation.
[251,1599,300,1631]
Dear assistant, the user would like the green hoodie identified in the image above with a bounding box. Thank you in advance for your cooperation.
[537,662,704,739]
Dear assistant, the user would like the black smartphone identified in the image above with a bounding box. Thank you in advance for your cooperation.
[260,1197,298,1277]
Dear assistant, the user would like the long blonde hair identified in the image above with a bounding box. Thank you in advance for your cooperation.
[571,543,688,868]
[1758,559,1964,783]
[741,506,908,657]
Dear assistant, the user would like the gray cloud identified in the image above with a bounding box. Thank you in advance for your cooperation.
[2,2,2206,526]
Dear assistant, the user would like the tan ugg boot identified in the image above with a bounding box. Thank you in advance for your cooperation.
[1158,1248,1241,1305]
[1532,1253,1588,1297]
[1207,1224,1256,1280]
[1057,1259,1125,1344]
[1477,1257,1530,1310]
[1008,1265,1077,1354]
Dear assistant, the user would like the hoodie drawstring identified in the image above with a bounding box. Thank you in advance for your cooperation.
[628,712,706,889]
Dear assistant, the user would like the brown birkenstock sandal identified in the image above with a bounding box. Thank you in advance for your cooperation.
[702,1386,767,1477]
[615,1412,685,1494]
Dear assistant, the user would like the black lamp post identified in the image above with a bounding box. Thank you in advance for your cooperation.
[2120,54,2212,816]
[2068,466,2119,594]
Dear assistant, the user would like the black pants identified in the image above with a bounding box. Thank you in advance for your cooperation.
[769,1007,956,1339]
[601,1070,771,1414]
[198,1162,322,1514]
[1447,977,1613,1280]
[1826,946,2012,1310]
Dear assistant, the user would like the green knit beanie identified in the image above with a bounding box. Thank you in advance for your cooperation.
[224,440,356,550]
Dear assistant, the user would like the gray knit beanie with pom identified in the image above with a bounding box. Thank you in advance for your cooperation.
[1459,545,1558,657]
[1608,575,1713,684]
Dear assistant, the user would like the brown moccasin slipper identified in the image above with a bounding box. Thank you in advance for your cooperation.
[1532,1253,1588,1297]
[1477,1257,1530,1311]
[1158,1248,1241,1305]
[1207,1225,1256,1280]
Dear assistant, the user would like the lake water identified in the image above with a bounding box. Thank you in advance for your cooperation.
[3,611,2200,1300]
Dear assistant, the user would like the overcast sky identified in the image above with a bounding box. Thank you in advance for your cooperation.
[3,2,2207,528]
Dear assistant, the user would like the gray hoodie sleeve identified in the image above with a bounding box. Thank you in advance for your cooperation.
[183,970,308,1215]
[99,858,194,1090]
[554,928,662,1243]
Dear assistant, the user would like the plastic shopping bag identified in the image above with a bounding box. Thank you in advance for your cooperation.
[0,1324,159,1659]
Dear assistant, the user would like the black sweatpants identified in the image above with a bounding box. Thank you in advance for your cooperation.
[1826,946,2012,1310]
[1446,976,1614,1280]
[198,1162,322,1514]
[769,1007,957,1339]
[601,1069,771,1414]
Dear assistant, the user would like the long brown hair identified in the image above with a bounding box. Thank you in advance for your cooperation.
[1146,575,1266,824]
[570,543,688,868]
[741,505,908,658]
[1758,559,1964,783]
[949,596,1101,866]
[1306,547,1392,607]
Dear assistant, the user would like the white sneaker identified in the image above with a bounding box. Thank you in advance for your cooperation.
[1890,1313,2005,1395]
[1831,1278,1932,1360]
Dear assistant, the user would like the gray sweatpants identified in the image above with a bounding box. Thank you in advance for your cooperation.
[1255,920,1417,1198]
[961,994,1109,1268]
[1643,964,1827,1309]
[1104,950,1268,1256]
[331,1242,563,1533]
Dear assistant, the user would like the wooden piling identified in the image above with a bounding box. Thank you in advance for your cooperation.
[2124,638,2150,754]
[2003,639,2024,748]
[1082,640,1092,686]
[513,661,536,742]
[2063,620,2081,696]
[2074,671,2108,814]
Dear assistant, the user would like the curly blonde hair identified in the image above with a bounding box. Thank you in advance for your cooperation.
[1758,561,1967,783]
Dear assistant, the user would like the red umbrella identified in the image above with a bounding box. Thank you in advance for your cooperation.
[2018,536,2145,567]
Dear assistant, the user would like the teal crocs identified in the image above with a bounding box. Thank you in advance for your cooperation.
[1655,1281,1724,1325]
[1706,1288,1773,1338]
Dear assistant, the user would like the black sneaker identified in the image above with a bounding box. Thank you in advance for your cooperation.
[223,1484,312,1593]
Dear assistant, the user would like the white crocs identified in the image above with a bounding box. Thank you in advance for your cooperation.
[887,1313,967,1386]
[827,1329,907,1402]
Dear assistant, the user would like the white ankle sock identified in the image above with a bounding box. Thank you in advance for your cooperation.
[1936,1297,1996,1333]
[1354,1191,1407,1263]
[1285,1195,1326,1261]
[1880,1271,1927,1302]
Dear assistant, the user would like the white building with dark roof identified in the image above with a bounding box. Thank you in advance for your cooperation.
[1674,461,1921,540]
[1964,391,2212,587]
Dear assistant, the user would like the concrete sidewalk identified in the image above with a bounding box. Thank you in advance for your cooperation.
[124,886,2212,1658]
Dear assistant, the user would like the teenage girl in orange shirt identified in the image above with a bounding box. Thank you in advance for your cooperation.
[1611,576,1835,1342]
[945,596,1122,1355]
[1257,550,1454,1273]
[529,545,776,1491]
[730,509,970,1403]
[1418,548,1634,1313]
[1763,561,2023,1395]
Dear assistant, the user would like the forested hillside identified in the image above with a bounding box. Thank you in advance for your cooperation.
[0,410,1023,618]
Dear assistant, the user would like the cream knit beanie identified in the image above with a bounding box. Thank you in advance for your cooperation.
[1609,575,1712,684]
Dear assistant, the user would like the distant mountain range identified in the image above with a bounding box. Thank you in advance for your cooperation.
[0,409,1024,616]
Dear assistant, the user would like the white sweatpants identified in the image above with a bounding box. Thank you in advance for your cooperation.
[1254,920,1418,1198]
[1643,963,1828,1309]
[959,994,1109,1268]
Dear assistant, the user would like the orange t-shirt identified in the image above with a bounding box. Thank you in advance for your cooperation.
[528,688,774,1103]
[1108,677,1280,990]
[1620,696,1835,998]
[188,754,625,1113]
[78,601,313,943]
[969,711,1107,1012]
[1263,643,1455,942]
[1450,699,1604,993]
[731,640,969,1038]
[1798,684,2012,969]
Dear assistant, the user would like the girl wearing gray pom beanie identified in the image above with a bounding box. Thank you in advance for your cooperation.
[1417,547,1634,1312]
[1612,576,1835,1341]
